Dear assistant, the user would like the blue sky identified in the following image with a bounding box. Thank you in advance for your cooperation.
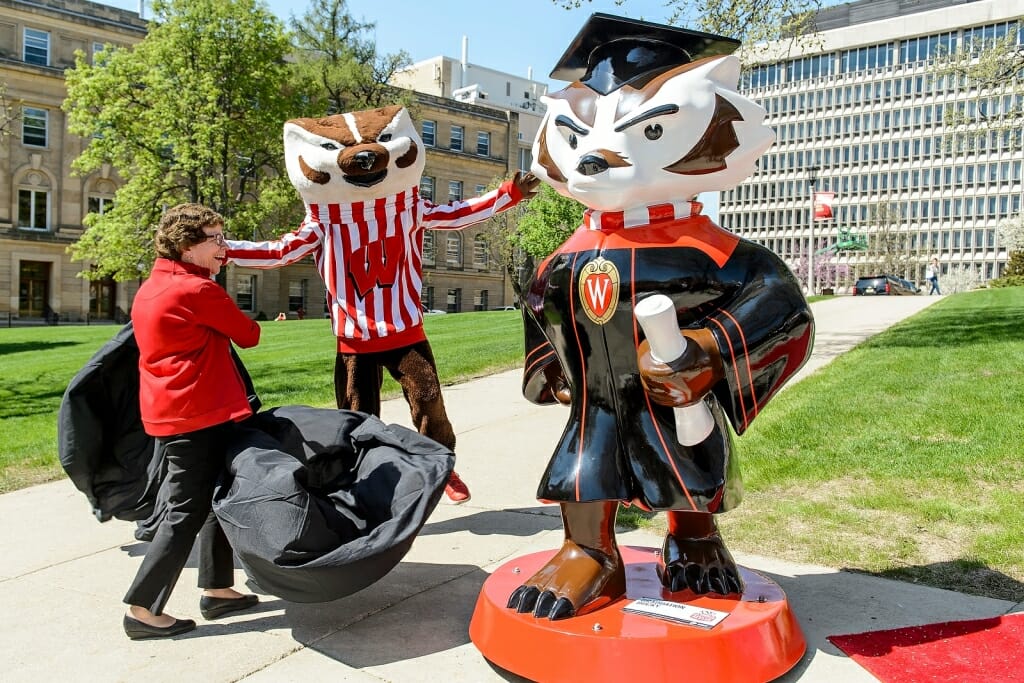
[94,0,720,216]
[96,0,676,89]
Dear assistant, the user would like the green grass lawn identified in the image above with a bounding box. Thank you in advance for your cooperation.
[0,311,524,492]
[716,287,1024,600]
[4,289,1024,601]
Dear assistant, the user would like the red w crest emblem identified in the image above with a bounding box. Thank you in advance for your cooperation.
[348,234,404,298]
[578,257,619,325]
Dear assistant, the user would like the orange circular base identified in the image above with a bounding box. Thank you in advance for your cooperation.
[470,546,805,683]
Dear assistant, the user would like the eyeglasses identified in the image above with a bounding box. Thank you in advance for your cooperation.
[203,233,228,247]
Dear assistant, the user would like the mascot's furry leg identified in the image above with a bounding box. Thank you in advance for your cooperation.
[507,501,625,620]
[334,343,456,451]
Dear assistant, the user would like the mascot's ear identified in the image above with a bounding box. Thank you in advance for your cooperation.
[284,120,313,148]
[692,55,742,90]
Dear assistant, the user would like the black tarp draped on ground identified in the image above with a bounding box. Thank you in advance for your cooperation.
[58,324,454,603]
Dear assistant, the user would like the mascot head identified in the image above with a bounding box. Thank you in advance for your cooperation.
[532,14,775,212]
[284,105,425,205]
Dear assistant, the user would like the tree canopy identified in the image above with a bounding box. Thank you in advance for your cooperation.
[514,184,584,260]
[930,27,1024,152]
[64,0,408,281]
[552,0,824,59]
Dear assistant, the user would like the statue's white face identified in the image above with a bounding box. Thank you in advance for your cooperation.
[532,55,775,212]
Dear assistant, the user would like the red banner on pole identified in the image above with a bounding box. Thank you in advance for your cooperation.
[814,191,835,221]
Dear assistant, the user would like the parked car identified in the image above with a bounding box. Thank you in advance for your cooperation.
[421,304,447,315]
[494,305,518,311]
[851,274,919,296]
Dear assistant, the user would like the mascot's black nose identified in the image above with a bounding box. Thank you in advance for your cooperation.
[576,154,609,176]
[354,150,378,171]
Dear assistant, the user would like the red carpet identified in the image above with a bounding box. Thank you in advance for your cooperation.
[828,613,1024,682]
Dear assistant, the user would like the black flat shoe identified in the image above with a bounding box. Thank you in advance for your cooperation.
[123,614,196,640]
[199,593,259,620]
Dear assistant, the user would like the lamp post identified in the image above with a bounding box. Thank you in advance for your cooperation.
[807,165,820,296]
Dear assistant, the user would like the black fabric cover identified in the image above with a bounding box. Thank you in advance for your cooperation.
[58,326,454,603]
[214,407,454,602]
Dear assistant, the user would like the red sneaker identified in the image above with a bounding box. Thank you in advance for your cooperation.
[444,471,471,504]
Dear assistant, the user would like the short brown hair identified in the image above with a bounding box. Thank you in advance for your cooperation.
[154,203,224,260]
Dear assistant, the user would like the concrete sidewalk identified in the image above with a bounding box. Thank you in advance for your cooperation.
[4,294,1020,683]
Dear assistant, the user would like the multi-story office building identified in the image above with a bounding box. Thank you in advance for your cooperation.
[721,0,1022,290]
[393,45,551,310]
[409,91,523,312]
[392,41,548,182]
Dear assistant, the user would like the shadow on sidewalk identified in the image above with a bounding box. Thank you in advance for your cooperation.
[419,505,561,537]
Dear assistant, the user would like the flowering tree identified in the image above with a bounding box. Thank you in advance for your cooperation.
[791,249,851,293]
[942,265,979,294]
[995,214,1024,282]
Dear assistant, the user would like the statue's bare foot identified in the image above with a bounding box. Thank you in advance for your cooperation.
[507,540,625,620]
[658,531,743,595]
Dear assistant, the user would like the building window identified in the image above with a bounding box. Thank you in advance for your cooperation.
[450,125,464,152]
[18,189,49,230]
[475,289,489,311]
[23,28,49,66]
[423,285,435,310]
[446,233,462,267]
[475,184,487,196]
[420,175,434,201]
[446,287,462,313]
[22,107,47,147]
[421,120,435,146]
[448,180,463,202]
[236,274,256,312]
[87,196,114,215]
[473,235,489,268]
[288,279,307,312]
[422,230,436,265]
[477,131,490,156]
[518,148,533,172]
[92,42,107,64]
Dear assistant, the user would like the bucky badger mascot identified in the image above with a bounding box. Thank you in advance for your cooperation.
[507,15,814,620]
[227,106,538,502]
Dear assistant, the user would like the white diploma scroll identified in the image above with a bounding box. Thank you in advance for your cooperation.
[634,294,715,446]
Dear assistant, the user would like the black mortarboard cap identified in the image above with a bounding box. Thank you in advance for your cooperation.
[550,13,740,95]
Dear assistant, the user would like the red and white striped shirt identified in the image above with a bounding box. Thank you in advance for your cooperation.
[226,180,522,353]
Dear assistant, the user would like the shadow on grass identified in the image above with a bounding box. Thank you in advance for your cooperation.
[0,340,81,357]
[860,558,1024,603]
[864,296,1024,350]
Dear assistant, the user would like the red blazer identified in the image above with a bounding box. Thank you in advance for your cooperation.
[132,258,261,436]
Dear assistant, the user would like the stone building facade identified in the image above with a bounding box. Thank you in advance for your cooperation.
[0,0,525,324]
[0,0,145,323]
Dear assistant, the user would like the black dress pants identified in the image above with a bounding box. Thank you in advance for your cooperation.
[123,423,236,615]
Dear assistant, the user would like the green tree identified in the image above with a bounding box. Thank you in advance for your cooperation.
[552,0,824,58]
[63,0,299,281]
[931,27,1023,152]
[289,0,412,115]
[0,83,20,140]
[514,184,584,260]
[866,201,908,276]
[995,214,1024,282]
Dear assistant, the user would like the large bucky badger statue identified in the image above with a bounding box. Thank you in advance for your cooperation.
[507,14,815,620]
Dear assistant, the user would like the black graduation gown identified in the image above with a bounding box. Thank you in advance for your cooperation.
[522,214,813,512]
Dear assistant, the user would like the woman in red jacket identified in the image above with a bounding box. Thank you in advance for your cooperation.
[124,204,262,640]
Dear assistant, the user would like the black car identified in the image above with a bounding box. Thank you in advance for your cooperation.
[852,275,919,296]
